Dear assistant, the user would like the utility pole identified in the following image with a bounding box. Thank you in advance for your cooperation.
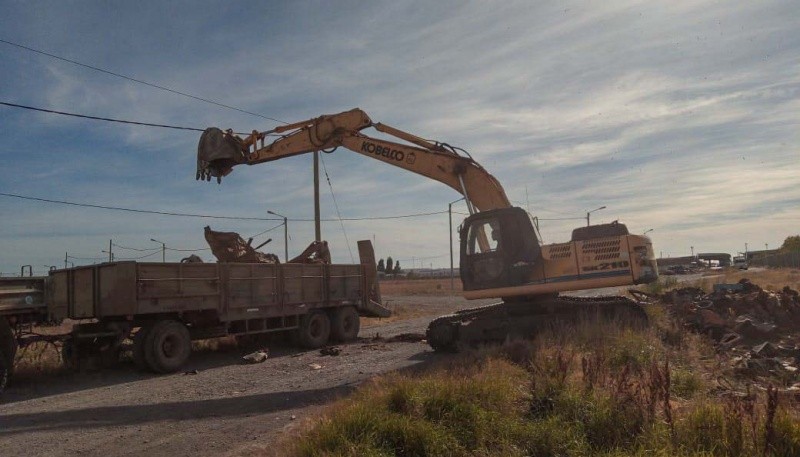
[691,246,694,258]
[268,210,289,262]
[313,152,321,241]
[449,197,465,290]
[151,239,166,262]
[65,252,68,269]
[586,206,606,226]
[108,239,113,262]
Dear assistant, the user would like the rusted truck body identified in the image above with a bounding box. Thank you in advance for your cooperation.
[0,241,387,391]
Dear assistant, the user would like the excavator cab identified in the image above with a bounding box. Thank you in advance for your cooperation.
[459,207,541,291]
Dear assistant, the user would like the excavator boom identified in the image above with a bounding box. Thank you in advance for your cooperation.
[197,108,510,212]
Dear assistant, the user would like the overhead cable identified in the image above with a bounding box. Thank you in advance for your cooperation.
[0,38,285,123]
[320,155,354,262]
[0,192,448,222]
[0,101,205,132]
[0,101,270,136]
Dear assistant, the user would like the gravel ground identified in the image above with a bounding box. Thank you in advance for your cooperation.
[0,295,488,457]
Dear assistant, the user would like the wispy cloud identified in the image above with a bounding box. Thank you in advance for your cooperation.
[0,0,798,274]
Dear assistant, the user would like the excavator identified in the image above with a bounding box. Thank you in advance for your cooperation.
[196,108,658,350]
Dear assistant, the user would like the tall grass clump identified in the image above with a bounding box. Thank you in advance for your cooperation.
[288,306,800,457]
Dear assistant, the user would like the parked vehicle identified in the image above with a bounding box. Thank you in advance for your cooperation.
[0,241,387,392]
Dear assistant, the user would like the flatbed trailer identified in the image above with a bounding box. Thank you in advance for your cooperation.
[0,241,387,391]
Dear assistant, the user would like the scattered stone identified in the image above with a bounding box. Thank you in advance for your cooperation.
[183,369,199,375]
[386,332,426,343]
[242,350,269,364]
[320,346,341,356]
[752,342,779,358]
[309,363,322,370]
[714,283,745,293]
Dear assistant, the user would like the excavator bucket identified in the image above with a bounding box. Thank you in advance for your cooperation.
[196,127,246,183]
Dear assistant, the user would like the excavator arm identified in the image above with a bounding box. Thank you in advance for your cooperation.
[197,108,510,212]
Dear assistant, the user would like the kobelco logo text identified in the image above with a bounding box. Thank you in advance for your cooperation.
[361,142,416,164]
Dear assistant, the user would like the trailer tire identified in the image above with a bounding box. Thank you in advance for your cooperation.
[132,324,154,371]
[0,318,17,392]
[144,320,192,374]
[297,311,331,349]
[329,306,360,342]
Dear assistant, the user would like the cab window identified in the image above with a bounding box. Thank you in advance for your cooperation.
[467,219,501,255]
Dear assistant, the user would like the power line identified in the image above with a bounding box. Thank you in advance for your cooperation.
[109,223,286,255]
[0,192,449,221]
[320,155,354,262]
[0,192,276,221]
[111,242,160,252]
[248,222,286,239]
[0,101,204,132]
[66,254,106,261]
[165,247,209,252]
[118,250,161,261]
[0,101,264,136]
[0,38,285,124]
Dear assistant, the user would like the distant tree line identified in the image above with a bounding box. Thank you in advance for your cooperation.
[376,256,402,275]
[781,235,800,252]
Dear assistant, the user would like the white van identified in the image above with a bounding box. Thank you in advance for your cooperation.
[733,256,748,270]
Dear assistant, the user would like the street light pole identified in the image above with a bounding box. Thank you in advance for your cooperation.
[643,229,654,236]
[151,238,166,263]
[268,211,289,263]
[586,206,606,226]
[449,197,466,290]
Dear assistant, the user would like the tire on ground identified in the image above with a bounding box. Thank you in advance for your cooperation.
[143,320,192,374]
[0,317,17,392]
[132,323,154,371]
[296,310,331,349]
[329,306,360,342]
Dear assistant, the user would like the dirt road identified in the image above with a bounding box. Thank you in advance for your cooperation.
[0,277,698,456]
[0,296,485,457]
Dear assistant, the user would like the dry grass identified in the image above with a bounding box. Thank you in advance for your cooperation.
[378,278,462,296]
[282,305,800,457]
[712,267,800,291]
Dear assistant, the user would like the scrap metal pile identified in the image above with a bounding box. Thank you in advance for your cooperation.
[203,226,331,264]
[657,279,800,382]
[204,226,280,263]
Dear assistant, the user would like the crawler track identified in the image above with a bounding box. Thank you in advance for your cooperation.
[425,295,648,352]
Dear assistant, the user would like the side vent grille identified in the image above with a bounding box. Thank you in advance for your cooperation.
[581,239,622,261]
[548,243,572,259]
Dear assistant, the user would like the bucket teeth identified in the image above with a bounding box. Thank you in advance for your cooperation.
[196,127,245,183]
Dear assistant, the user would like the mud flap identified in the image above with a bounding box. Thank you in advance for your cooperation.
[0,317,17,392]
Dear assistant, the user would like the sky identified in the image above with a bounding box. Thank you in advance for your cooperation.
[0,0,798,275]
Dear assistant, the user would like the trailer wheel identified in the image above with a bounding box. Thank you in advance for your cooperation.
[329,307,360,342]
[144,320,192,374]
[132,324,154,371]
[297,310,331,349]
[0,318,17,392]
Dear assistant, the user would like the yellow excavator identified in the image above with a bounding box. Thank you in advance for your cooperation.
[196,108,658,350]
